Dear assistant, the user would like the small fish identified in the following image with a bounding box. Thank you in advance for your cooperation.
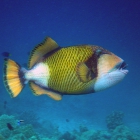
[17,120,24,125]
[7,123,14,130]
[3,37,128,101]
[2,52,11,57]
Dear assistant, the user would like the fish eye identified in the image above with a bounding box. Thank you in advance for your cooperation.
[95,49,109,58]
[95,49,102,57]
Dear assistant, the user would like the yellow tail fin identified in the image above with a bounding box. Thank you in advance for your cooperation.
[3,59,25,97]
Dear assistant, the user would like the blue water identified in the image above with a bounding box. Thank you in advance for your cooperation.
[0,0,140,138]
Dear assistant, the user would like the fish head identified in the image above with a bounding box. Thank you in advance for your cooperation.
[93,48,128,92]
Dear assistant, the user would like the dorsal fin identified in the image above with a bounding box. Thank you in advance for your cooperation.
[29,82,62,101]
[28,37,59,69]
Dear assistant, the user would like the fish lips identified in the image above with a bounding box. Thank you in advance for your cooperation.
[116,61,129,74]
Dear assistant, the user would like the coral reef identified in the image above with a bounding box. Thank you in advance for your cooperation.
[58,131,76,140]
[75,129,111,140]
[17,111,41,128]
[0,114,40,140]
[106,111,124,131]
[0,112,139,140]
[0,134,5,140]
[111,125,140,140]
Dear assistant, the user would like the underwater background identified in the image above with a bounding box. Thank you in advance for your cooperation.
[0,0,140,139]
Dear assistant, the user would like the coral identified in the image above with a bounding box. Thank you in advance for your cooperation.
[0,134,6,140]
[9,133,26,140]
[58,131,76,140]
[0,114,17,129]
[39,119,60,138]
[106,111,124,131]
[17,111,40,128]
[111,125,140,140]
[89,130,111,140]
[12,124,39,139]
[76,129,95,140]
[0,114,17,138]
[0,114,40,140]
[76,130,111,140]
[0,113,139,140]
[79,125,88,133]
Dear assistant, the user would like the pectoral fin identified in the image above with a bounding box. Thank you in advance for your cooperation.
[29,82,62,101]
[77,62,96,83]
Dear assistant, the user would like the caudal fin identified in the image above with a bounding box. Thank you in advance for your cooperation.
[3,59,25,97]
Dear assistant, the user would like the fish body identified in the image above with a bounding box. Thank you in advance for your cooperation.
[3,37,128,100]
[17,120,24,125]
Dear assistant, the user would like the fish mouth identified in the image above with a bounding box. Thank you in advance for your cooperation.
[116,61,128,74]
[117,61,127,69]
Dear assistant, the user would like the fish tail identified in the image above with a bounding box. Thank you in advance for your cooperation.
[3,59,26,97]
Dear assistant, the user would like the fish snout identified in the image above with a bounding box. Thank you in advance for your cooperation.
[116,61,128,74]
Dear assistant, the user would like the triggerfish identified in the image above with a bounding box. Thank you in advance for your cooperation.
[3,37,128,101]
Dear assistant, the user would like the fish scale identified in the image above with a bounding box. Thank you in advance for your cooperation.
[46,46,94,94]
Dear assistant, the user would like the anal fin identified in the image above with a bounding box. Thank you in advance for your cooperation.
[29,82,62,101]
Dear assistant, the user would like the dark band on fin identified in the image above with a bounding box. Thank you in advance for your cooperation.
[29,81,62,101]
[42,47,61,60]
[3,59,25,97]
[28,37,59,69]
